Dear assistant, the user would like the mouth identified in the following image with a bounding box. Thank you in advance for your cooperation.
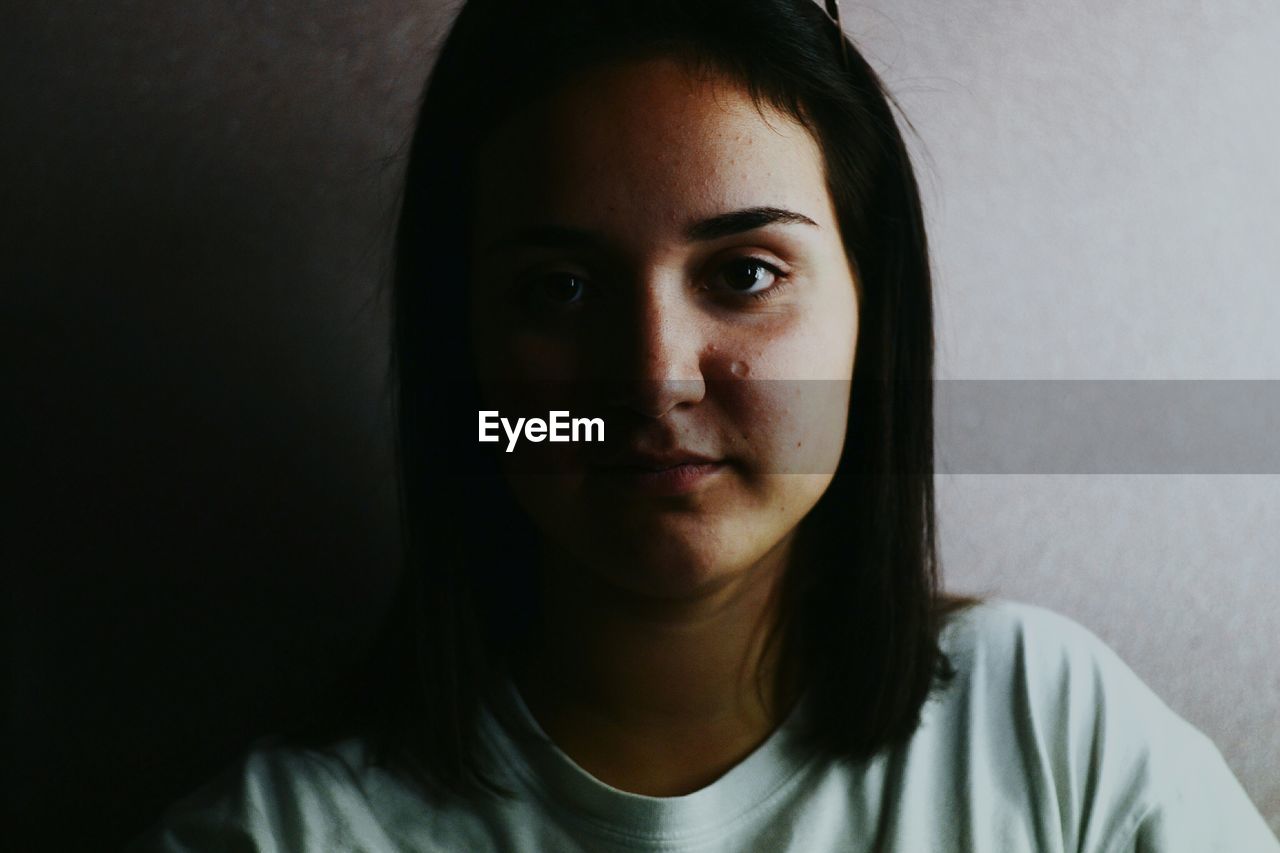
[590,453,727,496]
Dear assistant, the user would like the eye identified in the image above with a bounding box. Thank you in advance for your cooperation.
[714,257,785,297]
[521,271,590,312]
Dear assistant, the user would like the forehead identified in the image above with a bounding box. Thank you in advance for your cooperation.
[471,56,834,248]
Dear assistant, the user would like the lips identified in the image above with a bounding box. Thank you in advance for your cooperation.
[597,448,721,471]
[589,448,726,496]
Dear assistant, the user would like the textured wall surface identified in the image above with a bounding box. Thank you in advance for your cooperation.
[5,1,1276,847]
[4,3,441,847]
[846,0,1280,835]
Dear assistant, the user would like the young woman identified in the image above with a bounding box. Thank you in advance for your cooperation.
[134,0,1277,850]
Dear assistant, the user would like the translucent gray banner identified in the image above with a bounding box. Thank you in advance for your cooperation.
[438,379,1280,475]
[936,380,1280,474]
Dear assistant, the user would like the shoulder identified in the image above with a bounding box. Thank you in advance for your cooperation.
[939,598,1186,727]
[936,598,1204,769]
[127,736,395,852]
[927,599,1278,852]
[940,597,1122,672]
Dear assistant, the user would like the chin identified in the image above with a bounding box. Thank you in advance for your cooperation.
[507,471,804,600]
[605,548,728,600]
[580,515,771,600]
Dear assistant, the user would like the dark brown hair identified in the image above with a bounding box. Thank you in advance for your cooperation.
[367,0,968,800]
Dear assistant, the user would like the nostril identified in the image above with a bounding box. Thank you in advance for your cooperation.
[609,377,706,418]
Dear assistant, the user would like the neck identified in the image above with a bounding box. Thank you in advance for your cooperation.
[512,536,800,796]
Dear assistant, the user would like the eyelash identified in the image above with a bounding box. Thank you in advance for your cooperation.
[515,255,792,312]
[713,256,790,303]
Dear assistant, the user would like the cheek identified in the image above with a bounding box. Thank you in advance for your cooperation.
[474,323,580,384]
[716,297,856,473]
[473,323,583,443]
[721,378,851,477]
[755,291,858,382]
[715,275,856,386]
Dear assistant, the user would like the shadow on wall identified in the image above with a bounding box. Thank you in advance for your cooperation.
[4,2,447,848]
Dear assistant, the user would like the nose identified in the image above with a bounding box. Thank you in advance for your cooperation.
[604,283,706,418]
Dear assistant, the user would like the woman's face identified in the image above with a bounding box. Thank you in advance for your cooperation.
[469,56,858,599]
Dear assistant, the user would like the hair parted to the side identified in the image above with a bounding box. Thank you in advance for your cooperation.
[363,0,974,802]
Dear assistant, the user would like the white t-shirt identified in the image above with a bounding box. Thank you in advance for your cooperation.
[131,601,1278,852]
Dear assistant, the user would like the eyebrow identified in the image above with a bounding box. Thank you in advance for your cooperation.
[484,206,819,252]
[687,206,820,241]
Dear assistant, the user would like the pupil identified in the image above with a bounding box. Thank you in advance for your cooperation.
[727,261,762,291]
[544,275,582,302]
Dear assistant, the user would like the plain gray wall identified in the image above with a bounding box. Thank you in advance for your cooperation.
[847,0,1280,834]
[5,0,1276,846]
